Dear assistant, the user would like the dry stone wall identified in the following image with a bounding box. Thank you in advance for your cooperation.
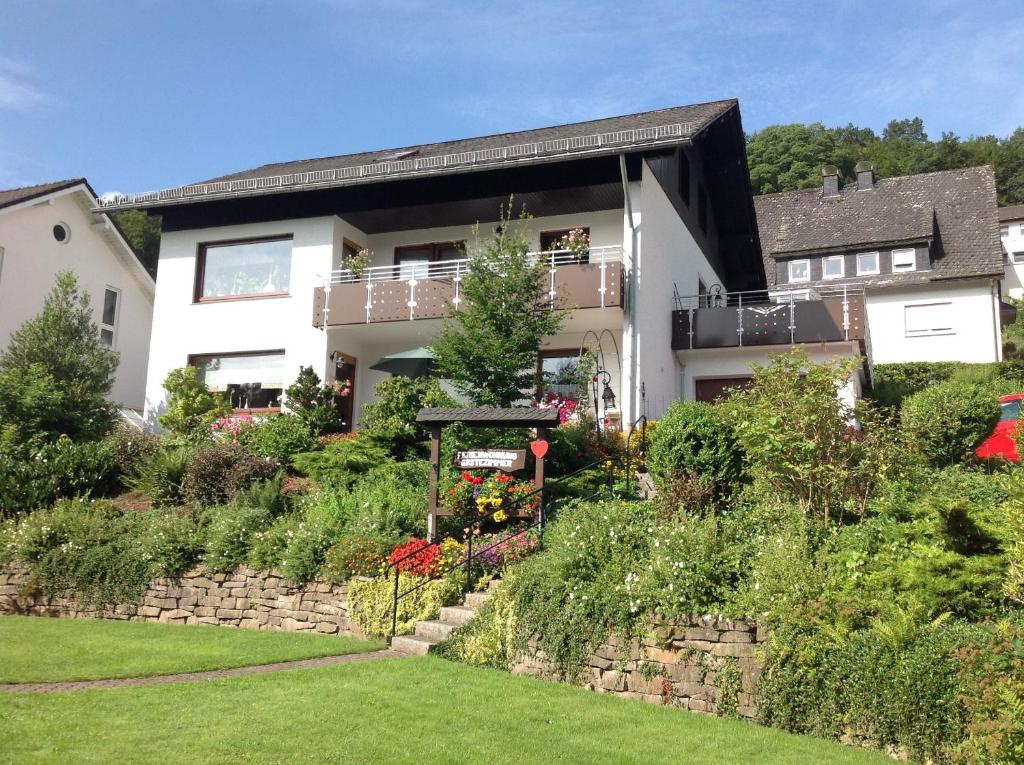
[512,616,765,718]
[0,565,355,636]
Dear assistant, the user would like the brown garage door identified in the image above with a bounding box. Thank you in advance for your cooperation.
[695,376,753,402]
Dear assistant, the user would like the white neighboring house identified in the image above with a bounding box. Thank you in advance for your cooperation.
[99,99,774,427]
[1000,204,1024,299]
[0,179,156,411]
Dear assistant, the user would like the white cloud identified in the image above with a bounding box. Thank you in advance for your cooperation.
[0,58,45,112]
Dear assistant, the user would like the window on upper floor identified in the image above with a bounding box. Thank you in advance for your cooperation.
[905,302,955,337]
[892,248,917,272]
[394,241,464,280]
[99,287,120,347]
[678,151,691,206]
[788,259,810,283]
[857,251,880,276]
[1012,251,1024,265]
[190,350,285,411]
[697,184,708,234]
[540,228,590,263]
[1003,226,1011,237]
[822,255,844,279]
[195,235,292,301]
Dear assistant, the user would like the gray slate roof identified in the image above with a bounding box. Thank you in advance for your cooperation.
[95,100,737,211]
[0,178,85,211]
[754,166,1003,288]
[999,204,1024,223]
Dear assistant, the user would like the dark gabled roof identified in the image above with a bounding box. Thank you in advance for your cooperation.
[0,178,85,211]
[754,166,1003,288]
[999,204,1024,223]
[416,407,559,428]
[95,100,738,211]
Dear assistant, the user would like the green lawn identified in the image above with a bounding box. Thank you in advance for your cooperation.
[0,616,382,683]
[0,654,890,764]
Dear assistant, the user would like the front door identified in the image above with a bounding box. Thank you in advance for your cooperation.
[333,354,357,432]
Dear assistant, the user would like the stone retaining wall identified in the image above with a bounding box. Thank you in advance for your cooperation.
[0,566,354,636]
[511,616,765,718]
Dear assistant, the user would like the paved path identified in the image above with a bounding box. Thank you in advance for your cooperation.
[0,649,403,693]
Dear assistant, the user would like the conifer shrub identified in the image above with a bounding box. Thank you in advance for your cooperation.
[901,380,1000,466]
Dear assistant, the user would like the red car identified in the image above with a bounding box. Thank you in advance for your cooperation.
[975,394,1024,463]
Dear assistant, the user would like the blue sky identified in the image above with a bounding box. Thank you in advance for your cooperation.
[1,0,1021,196]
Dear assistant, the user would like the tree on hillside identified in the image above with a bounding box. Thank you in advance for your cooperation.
[431,202,566,407]
[0,271,119,447]
[112,210,161,277]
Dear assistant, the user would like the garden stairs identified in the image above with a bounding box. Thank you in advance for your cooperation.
[389,579,499,655]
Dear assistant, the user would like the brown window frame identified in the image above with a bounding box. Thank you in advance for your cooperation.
[392,241,466,266]
[187,348,287,413]
[536,347,586,400]
[193,234,293,304]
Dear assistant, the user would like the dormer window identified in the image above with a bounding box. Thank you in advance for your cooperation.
[788,259,810,283]
[822,255,844,279]
[856,251,880,276]
[892,248,917,272]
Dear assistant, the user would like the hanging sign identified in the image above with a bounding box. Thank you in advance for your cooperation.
[454,449,527,471]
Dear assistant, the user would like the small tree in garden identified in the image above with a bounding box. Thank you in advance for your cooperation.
[361,376,455,457]
[901,380,1000,467]
[431,202,566,406]
[285,366,342,434]
[158,366,231,438]
[0,270,119,447]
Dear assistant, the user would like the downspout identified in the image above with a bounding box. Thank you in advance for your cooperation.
[619,153,640,425]
[993,278,1004,361]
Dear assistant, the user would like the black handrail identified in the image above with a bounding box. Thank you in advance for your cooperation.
[385,415,648,640]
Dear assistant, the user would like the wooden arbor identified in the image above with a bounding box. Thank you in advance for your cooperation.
[415,407,560,541]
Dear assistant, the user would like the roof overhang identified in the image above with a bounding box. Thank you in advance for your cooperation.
[769,236,933,260]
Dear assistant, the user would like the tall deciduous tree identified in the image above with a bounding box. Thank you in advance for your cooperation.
[0,270,119,446]
[431,203,566,407]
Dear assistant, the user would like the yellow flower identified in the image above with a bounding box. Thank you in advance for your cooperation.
[492,510,508,523]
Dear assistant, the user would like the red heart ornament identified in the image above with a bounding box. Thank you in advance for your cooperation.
[530,440,549,459]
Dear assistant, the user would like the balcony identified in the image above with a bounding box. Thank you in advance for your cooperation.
[671,286,866,351]
[313,246,623,327]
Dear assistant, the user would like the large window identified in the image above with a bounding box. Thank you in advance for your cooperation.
[905,302,954,337]
[195,236,292,301]
[788,259,810,283]
[99,287,120,347]
[537,349,584,399]
[394,242,463,279]
[190,351,285,410]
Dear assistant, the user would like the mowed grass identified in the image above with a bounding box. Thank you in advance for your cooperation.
[0,654,890,764]
[0,616,383,683]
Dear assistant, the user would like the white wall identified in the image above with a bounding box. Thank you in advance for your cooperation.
[630,159,726,420]
[0,188,154,409]
[1001,220,1024,299]
[864,280,1001,363]
[144,216,336,425]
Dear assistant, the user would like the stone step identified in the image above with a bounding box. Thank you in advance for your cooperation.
[463,590,492,609]
[439,605,476,626]
[415,619,458,641]
[390,634,439,656]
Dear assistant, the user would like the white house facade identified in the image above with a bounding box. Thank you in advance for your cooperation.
[0,179,155,410]
[1000,204,1024,299]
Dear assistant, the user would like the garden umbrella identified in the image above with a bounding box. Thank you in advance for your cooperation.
[369,347,436,378]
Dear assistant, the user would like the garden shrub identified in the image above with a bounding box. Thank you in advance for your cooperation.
[238,413,315,467]
[246,513,297,572]
[158,366,231,438]
[202,479,288,572]
[284,366,344,435]
[322,533,392,582]
[388,538,440,577]
[291,436,389,488]
[0,437,118,516]
[361,376,456,457]
[437,581,519,669]
[901,380,1000,466]
[181,443,280,506]
[104,425,161,487]
[646,401,742,491]
[870,360,1024,410]
[347,572,460,637]
[124,445,190,508]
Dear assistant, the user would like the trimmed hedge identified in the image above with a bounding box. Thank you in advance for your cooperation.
[870,361,1024,410]
[901,381,1000,466]
[646,401,743,489]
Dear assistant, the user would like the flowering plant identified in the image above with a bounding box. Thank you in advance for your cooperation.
[323,534,391,581]
[532,392,578,424]
[210,413,256,443]
[554,228,590,260]
[344,248,372,278]
[444,470,537,520]
[328,378,352,398]
[469,527,539,570]
[388,538,440,577]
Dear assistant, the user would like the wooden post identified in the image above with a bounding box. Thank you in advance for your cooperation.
[534,426,547,520]
[427,424,441,542]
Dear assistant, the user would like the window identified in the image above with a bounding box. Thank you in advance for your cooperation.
[537,350,584,399]
[697,184,708,234]
[539,228,590,262]
[892,248,917,272]
[53,223,70,244]
[788,259,810,283]
[1012,252,1024,265]
[1019,224,1024,236]
[905,302,954,337]
[678,150,691,206]
[195,235,292,301]
[822,255,844,279]
[394,241,463,279]
[1002,226,1010,238]
[857,251,880,275]
[190,351,286,410]
[99,287,120,347]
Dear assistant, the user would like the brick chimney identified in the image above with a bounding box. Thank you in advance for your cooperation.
[821,165,840,197]
[855,161,875,190]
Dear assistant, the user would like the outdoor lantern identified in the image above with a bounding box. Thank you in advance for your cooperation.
[601,381,616,411]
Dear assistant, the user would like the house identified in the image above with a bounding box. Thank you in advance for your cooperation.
[0,179,155,411]
[752,164,1005,367]
[98,99,773,427]
[1000,204,1024,299]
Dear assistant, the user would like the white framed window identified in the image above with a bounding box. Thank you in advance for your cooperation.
[787,259,810,283]
[857,251,880,275]
[1002,226,1010,237]
[905,301,955,337]
[822,255,844,279]
[892,248,917,272]
[99,287,120,347]
[1013,251,1024,265]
